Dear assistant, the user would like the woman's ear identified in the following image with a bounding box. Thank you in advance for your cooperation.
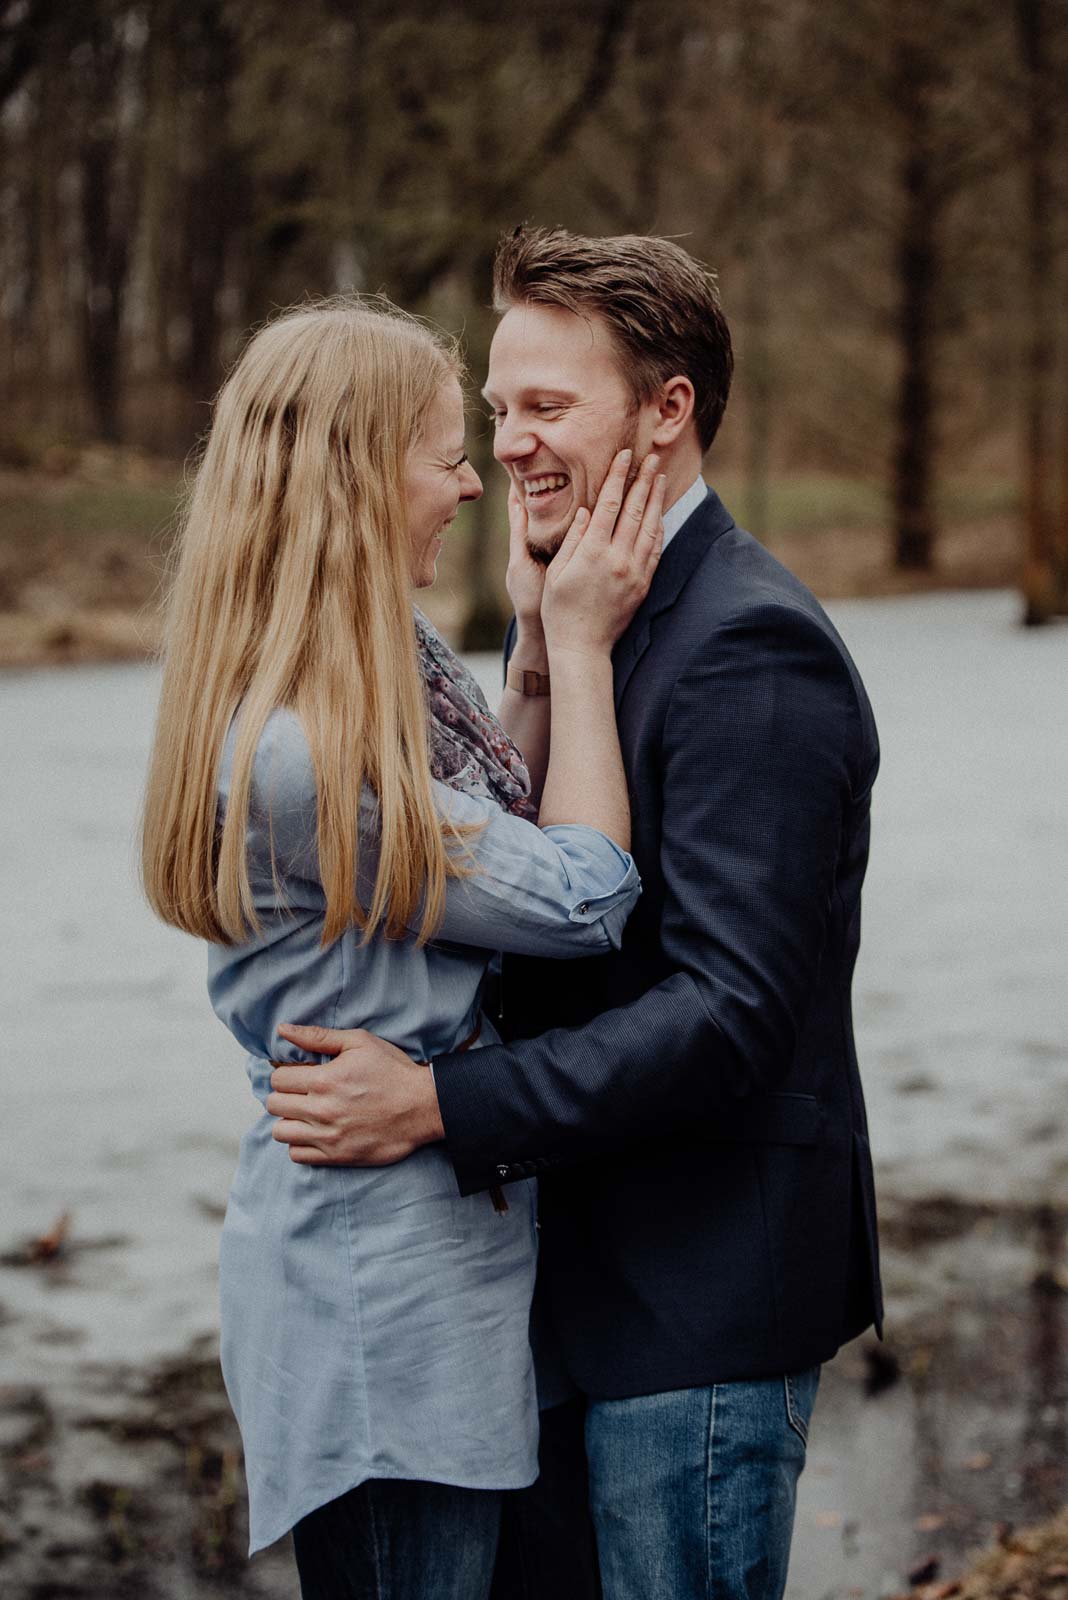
[650,375,696,448]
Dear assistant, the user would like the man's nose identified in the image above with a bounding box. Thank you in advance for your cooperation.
[493,414,536,465]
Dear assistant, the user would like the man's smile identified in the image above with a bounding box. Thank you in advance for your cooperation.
[518,471,572,514]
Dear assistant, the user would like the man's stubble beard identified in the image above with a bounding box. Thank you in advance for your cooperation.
[524,418,642,568]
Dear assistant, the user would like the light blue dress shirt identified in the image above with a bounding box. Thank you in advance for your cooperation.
[661,474,708,551]
[207,707,640,1553]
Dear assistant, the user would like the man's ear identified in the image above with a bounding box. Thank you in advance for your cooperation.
[649,375,696,448]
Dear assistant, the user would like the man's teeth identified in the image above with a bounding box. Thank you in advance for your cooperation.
[525,475,569,496]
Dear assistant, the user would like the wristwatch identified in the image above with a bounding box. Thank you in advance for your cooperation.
[506,663,551,697]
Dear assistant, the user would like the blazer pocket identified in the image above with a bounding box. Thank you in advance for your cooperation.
[709,1091,822,1147]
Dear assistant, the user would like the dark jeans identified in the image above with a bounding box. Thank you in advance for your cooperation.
[293,1477,502,1600]
[491,1369,821,1600]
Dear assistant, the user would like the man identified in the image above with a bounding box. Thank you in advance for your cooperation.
[270,226,882,1598]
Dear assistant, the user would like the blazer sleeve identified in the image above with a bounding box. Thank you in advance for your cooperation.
[433,602,874,1194]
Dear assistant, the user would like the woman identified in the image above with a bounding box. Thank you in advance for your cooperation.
[141,297,665,1598]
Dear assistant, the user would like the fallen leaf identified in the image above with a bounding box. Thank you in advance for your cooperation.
[908,1347,934,1378]
[915,1513,947,1532]
[27,1210,71,1263]
[814,1511,842,1529]
[962,1451,992,1471]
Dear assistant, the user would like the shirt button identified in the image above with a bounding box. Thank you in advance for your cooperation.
[576,901,590,915]
[495,1164,510,1179]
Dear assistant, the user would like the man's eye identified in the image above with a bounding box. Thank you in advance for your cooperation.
[487,409,505,425]
[535,404,563,417]
[450,454,468,470]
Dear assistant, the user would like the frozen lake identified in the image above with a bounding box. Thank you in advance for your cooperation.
[2,589,1066,1597]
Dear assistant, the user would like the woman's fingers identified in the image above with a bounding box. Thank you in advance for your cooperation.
[548,447,635,581]
[638,474,668,576]
[584,449,633,545]
[507,485,527,552]
[541,450,668,652]
[544,506,590,578]
[612,453,661,553]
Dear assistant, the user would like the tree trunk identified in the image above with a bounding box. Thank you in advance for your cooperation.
[81,131,125,443]
[739,6,772,542]
[892,38,938,571]
[77,13,144,444]
[743,244,772,542]
[142,12,181,375]
[32,32,68,392]
[180,2,238,411]
[1016,0,1062,623]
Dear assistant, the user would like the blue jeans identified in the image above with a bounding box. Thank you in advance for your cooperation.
[587,1370,821,1599]
[292,1478,501,1599]
[490,1370,820,1600]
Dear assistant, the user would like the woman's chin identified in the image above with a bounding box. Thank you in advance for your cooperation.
[409,548,443,589]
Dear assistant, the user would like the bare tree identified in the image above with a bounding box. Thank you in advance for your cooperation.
[75,3,149,442]
[891,29,939,570]
[1016,0,1067,622]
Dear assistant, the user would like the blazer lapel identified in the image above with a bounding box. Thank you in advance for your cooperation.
[613,488,735,710]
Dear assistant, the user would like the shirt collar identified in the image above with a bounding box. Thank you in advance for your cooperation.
[661,475,707,551]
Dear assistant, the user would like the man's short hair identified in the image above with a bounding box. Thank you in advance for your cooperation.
[492,225,734,452]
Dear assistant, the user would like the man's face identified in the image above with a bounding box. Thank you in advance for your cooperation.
[485,303,655,563]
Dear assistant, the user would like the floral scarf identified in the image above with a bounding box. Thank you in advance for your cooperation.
[414,608,535,821]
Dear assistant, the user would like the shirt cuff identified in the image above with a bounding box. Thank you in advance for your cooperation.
[540,824,640,924]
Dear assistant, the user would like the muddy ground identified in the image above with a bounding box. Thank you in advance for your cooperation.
[2,1199,1066,1599]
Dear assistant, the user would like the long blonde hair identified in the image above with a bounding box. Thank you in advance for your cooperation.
[142,296,470,947]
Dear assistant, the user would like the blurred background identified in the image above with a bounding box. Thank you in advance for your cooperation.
[1,0,1067,659]
[1,2,1066,1598]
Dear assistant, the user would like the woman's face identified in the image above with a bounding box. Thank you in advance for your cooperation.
[404,377,483,589]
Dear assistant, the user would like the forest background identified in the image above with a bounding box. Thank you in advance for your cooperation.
[1,0,1067,664]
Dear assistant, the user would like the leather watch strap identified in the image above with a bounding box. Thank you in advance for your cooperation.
[506,663,551,697]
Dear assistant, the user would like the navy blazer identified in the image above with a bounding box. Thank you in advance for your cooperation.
[434,489,883,1396]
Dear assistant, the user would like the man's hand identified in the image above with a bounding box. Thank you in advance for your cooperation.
[267,1024,446,1166]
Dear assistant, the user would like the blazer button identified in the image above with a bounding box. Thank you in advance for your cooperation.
[576,901,590,915]
[495,1164,510,1179]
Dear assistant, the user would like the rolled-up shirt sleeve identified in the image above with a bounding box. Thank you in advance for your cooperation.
[244,715,639,959]
[427,782,639,957]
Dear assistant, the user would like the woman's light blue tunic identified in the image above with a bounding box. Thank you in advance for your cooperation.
[206,709,639,1553]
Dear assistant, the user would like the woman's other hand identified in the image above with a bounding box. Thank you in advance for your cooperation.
[504,487,547,642]
[541,450,665,659]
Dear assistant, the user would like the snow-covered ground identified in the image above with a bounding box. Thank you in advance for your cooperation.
[1,590,1065,1597]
